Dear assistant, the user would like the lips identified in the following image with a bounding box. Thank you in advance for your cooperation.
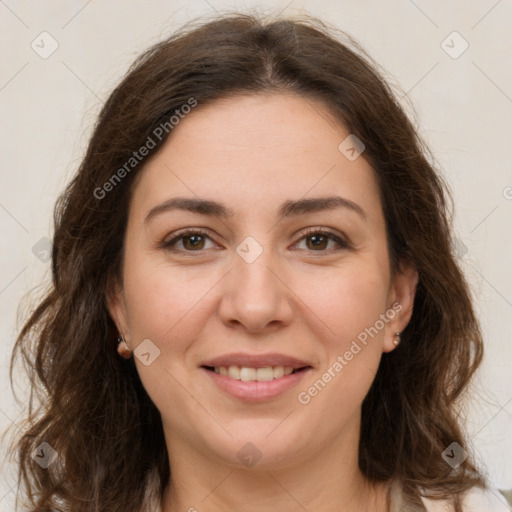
[200,352,311,370]
[200,353,312,380]
[199,352,313,401]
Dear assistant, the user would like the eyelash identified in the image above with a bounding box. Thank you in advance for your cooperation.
[161,227,351,255]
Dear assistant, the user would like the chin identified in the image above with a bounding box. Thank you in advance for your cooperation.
[205,423,309,470]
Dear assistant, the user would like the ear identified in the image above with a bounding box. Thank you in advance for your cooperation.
[106,275,131,348]
[382,262,418,353]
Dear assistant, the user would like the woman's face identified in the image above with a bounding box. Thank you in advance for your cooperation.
[109,92,416,470]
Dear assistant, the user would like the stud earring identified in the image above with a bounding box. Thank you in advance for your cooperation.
[117,335,132,359]
[393,332,401,346]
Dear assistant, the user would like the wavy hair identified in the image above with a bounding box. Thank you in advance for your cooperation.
[9,12,485,511]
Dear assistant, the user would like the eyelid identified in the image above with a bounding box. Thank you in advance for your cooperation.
[290,226,352,252]
[161,228,219,251]
[160,226,351,253]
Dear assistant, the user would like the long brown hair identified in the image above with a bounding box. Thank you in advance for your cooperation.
[9,12,485,511]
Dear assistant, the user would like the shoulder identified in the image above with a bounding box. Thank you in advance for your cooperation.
[421,485,511,512]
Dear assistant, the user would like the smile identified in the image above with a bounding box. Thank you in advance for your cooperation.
[201,365,312,401]
[204,365,308,381]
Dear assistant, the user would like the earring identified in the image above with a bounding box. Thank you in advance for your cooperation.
[117,335,132,359]
[393,332,401,346]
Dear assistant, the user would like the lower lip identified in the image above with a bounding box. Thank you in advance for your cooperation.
[202,367,311,402]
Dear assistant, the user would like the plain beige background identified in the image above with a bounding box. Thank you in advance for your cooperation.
[1,0,511,509]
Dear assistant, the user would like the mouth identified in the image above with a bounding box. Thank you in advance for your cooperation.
[201,364,311,382]
[199,353,313,401]
[200,362,313,402]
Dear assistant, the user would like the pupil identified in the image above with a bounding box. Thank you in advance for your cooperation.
[185,235,203,249]
[308,235,327,250]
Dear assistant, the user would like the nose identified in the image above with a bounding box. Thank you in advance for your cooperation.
[217,245,294,334]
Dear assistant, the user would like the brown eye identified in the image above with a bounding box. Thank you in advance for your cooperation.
[162,230,216,252]
[182,234,206,250]
[294,228,350,252]
[305,234,329,250]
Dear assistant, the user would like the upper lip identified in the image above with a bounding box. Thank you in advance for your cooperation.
[200,352,312,369]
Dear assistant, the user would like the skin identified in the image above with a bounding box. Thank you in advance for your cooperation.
[108,92,418,512]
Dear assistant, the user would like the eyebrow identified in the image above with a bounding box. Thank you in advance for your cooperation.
[144,195,366,224]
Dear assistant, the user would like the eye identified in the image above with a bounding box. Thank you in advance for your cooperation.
[161,227,351,254]
[161,229,217,252]
[293,228,350,252]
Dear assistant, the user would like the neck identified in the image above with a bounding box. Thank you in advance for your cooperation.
[160,429,390,512]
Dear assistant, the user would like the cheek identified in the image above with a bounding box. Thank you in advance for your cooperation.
[120,255,215,412]
[294,271,388,423]
[121,251,217,352]
[292,259,389,402]
[293,260,389,347]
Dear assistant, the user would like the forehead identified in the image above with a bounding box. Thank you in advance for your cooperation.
[130,93,382,224]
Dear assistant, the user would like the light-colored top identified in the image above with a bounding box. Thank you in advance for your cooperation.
[389,480,510,511]
[424,487,510,511]
[155,484,510,511]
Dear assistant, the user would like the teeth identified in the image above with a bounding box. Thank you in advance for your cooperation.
[240,367,256,381]
[273,365,284,379]
[228,365,240,380]
[214,365,295,381]
[256,367,274,381]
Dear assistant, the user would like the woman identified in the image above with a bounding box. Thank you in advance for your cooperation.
[9,12,509,512]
